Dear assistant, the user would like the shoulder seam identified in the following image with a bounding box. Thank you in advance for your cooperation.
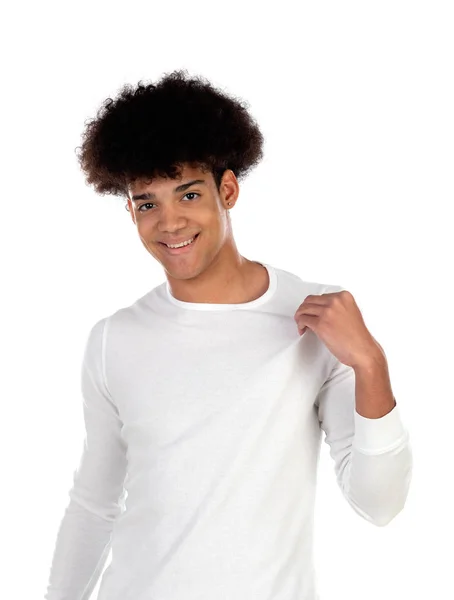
[100,316,115,403]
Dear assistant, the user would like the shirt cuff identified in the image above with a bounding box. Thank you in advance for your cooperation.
[352,402,409,454]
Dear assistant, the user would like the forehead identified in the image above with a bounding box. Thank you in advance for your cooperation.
[129,164,211,195]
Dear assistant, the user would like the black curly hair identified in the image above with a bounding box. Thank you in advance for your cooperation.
[75,69,265,207]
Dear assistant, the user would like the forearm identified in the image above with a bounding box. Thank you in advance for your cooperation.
[345,350,412,525]
[44,500,114,600]
[353,348,396,419]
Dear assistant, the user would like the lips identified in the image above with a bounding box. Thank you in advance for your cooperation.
[159,233,200,254]
[159,233,199,247]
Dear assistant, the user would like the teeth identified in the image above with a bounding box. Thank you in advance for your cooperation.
[167,236,195,249]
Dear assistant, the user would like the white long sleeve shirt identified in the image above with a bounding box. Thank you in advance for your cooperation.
[44,261,412,600]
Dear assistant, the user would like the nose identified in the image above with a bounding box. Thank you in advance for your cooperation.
[157,204,189,233]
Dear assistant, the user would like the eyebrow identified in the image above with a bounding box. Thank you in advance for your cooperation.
[131,179,207,202]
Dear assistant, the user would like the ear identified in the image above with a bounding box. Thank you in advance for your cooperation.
[126,197,136,224]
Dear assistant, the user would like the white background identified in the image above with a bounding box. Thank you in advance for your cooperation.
[1,1,453,598]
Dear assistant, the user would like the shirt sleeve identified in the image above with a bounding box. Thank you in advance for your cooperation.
[315,356,413,527]
[44,317,128,600]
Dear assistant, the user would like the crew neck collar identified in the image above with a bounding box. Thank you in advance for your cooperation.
[164,262,277,311]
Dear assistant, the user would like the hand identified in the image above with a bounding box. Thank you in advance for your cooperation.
[294,290,384,369]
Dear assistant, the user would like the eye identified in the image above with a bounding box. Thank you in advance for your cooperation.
[183,192,200,202]
[138,192,200,212]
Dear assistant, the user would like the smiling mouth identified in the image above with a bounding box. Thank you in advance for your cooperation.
[159,233,200,250]
[159,232,200,251]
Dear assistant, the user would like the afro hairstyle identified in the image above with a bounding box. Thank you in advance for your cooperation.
[75,69,265,207]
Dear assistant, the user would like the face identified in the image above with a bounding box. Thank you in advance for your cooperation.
[126,164,240,284]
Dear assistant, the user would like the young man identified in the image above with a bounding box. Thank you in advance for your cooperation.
[45,70,412,600]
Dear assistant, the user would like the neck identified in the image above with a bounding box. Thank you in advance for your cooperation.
[166,253,267,304]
